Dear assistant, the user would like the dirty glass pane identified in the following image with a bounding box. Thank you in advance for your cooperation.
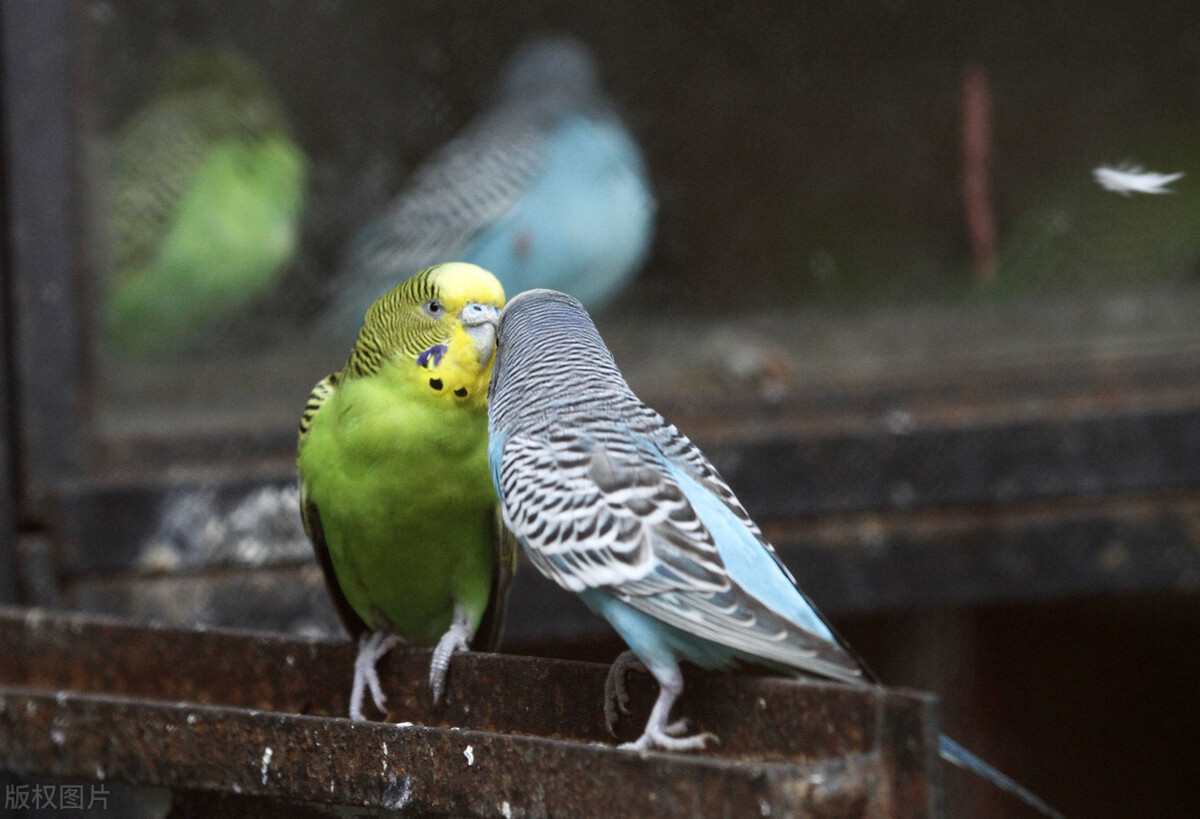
[79,0,1200,457]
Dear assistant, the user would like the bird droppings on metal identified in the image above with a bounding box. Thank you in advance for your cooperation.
[260,746,273,785]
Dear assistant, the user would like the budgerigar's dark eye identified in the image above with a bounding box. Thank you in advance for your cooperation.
[422,298,444,318]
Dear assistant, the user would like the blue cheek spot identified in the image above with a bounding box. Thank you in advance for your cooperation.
[416,344,448,368]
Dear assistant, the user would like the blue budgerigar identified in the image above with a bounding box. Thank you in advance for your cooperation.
[323,36,654,343]
[487,289,1062,818]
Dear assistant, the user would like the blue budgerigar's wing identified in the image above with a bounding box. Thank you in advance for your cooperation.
[496,430,725,594]
[643,410,805,583]
[495,424,865,683]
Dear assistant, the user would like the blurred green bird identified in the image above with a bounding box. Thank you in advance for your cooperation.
[104,49,307,356]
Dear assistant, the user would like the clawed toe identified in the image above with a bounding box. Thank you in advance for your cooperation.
[429,611,474,705]
[349,631,399,721]
[611,660,717,753]
[619,729,718,753]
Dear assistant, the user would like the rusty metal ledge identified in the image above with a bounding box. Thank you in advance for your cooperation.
[0,606,939,817]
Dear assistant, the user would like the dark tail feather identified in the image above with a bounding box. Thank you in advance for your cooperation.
[939,735,1064,818]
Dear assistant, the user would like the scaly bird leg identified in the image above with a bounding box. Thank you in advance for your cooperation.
[605,651,691,737]
[619,663,717,752]
[429,606,474,705]
[349,630,400,721]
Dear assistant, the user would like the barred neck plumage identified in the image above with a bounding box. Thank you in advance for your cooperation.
[489,289,632,433]
[342,267,444,379]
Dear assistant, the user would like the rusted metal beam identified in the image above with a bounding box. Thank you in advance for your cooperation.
[0,606,939,817]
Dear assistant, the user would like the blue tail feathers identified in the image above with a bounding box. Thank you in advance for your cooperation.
[939,735,1063,818]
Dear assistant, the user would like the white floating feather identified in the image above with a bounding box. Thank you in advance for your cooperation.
[1093,163,1184,196]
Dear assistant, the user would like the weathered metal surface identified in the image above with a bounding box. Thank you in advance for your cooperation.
[0,688,890,818]
[0,606,939,817]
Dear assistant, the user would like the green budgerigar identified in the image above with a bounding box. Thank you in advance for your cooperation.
[105,49,307,356]
[297,262,516,720]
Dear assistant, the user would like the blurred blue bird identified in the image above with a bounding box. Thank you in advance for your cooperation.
[323,36,655,341]
[487,289,1062,818]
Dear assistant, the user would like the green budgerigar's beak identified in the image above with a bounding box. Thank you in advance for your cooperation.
[460,302,501,364]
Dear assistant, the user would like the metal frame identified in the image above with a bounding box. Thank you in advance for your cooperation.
[1,0,86,511]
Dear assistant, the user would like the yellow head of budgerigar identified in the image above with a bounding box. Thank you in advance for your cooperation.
[345,263,506,408]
